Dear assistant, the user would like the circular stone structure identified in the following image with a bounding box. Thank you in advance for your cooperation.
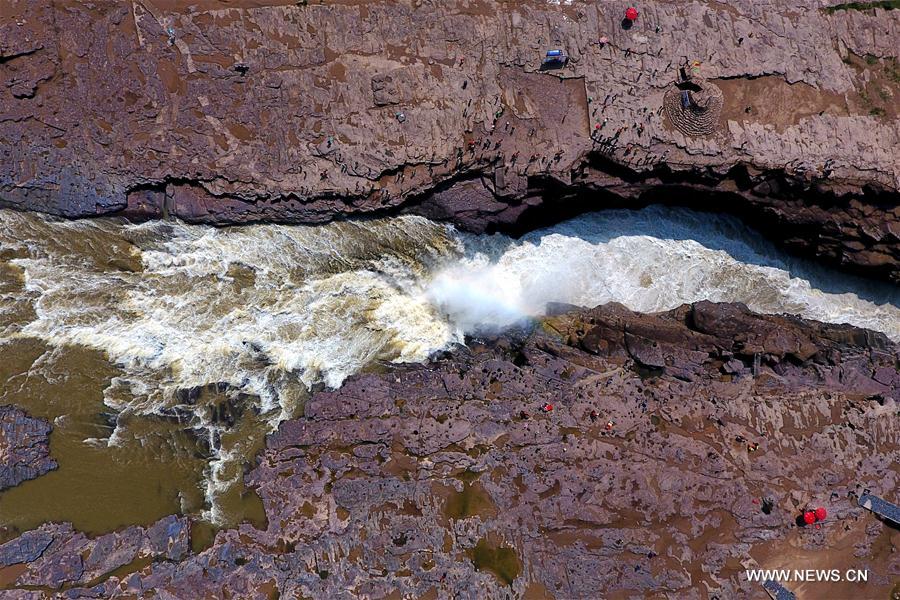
[664,79,724,137]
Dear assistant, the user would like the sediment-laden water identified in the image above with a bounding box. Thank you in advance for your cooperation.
[1,205,897,534]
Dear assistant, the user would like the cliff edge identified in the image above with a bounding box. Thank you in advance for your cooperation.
[1,0,898,279]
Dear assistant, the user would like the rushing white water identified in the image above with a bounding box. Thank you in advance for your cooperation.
[1,204,897,523]
[429,207,900,338]
[0,212,465,522]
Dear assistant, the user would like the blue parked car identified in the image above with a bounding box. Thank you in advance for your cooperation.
[541,49,568,69]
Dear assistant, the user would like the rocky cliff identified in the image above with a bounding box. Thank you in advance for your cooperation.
[1,0,899,280]
[0,301,898,598]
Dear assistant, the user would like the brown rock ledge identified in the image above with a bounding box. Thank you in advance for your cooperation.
[0,1,898,280]
[0,301,897,598]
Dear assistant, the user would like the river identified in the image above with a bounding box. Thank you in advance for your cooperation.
[1,205,897,535]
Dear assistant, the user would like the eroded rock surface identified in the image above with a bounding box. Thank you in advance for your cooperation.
[0,516,189,594]
[0,405,56,491]
[0,1,898,280]
[1,302,897,598]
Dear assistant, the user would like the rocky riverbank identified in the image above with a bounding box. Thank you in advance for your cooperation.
[1,1,898,280]
[1,301,897,598]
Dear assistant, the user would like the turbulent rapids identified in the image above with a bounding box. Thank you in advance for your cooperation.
[1,205,898,532]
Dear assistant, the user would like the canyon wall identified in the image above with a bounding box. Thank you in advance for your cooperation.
[1,0,898,279]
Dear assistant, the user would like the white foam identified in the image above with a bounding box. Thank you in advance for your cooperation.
[427,261,529,333]
[428,206,900,339]
[4,214,460,406]
[4,203,899,411]
[2,205,898,524]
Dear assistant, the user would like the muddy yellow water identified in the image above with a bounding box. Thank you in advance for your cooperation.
[0,209,463,535]
[1,205,898,536]
[0,338,208,533]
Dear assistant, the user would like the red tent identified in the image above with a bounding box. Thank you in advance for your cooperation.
[625,7,639,21]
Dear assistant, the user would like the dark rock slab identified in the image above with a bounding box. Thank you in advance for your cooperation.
[0,405,57,491]
[0,529,53,567]
[0,516,191,591]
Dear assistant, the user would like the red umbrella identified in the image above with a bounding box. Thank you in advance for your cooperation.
[815,507,827,521]
[625,7,639,21]
[803,511,816,525]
